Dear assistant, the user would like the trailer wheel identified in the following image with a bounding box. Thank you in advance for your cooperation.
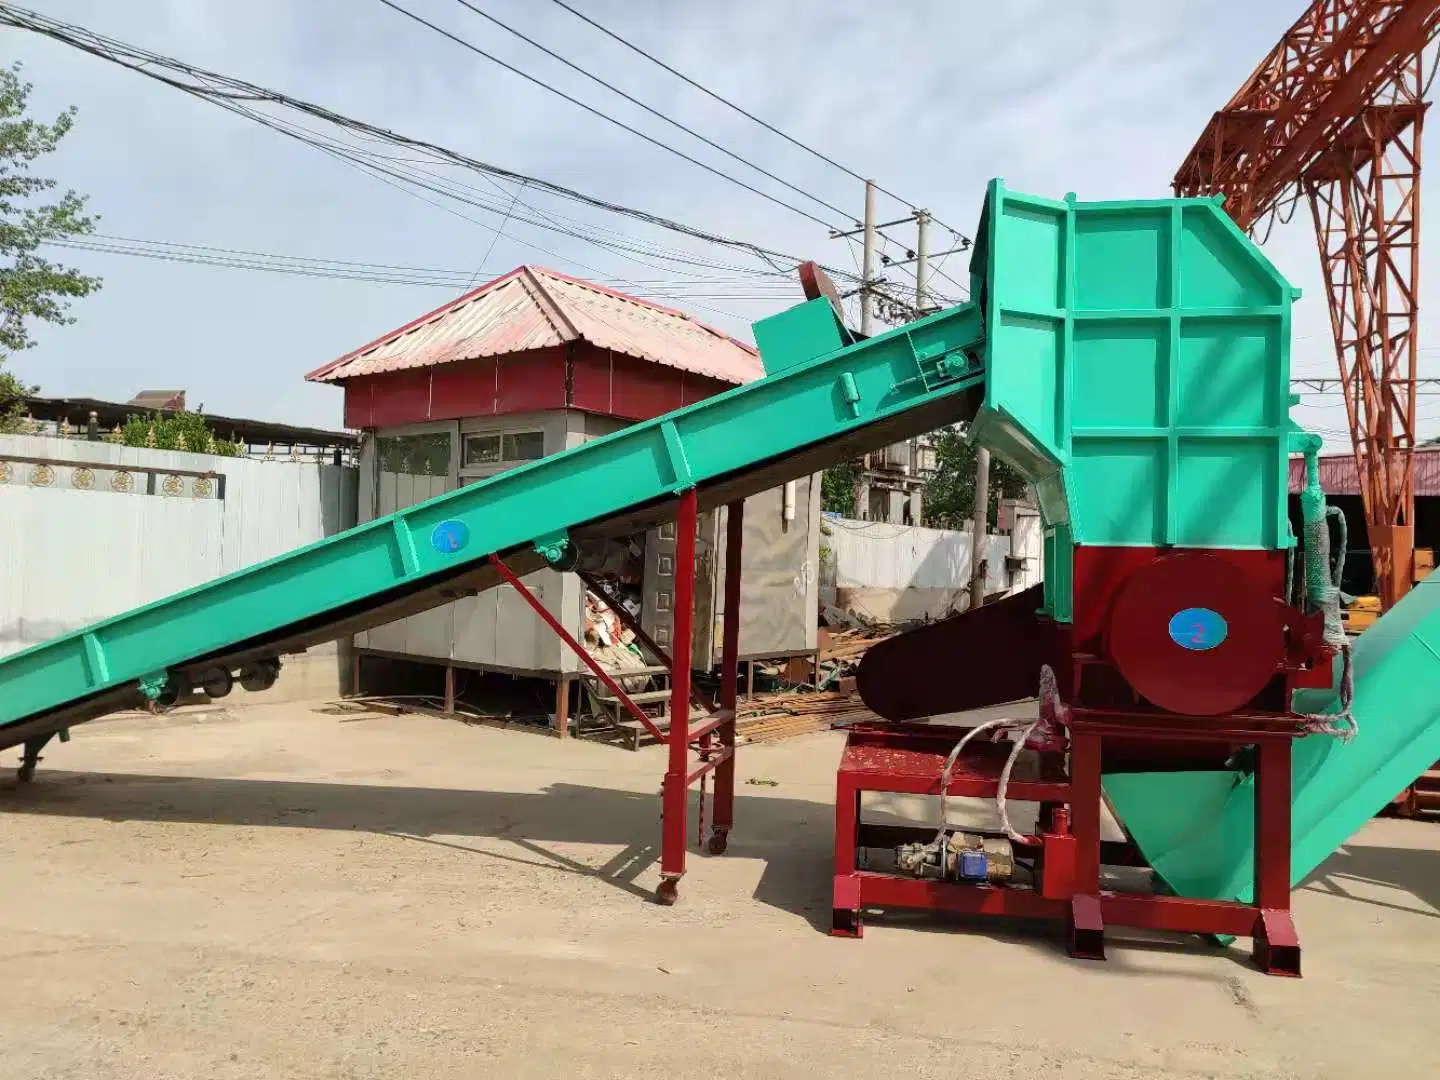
[198,668,235,700]
[238,660,280,693]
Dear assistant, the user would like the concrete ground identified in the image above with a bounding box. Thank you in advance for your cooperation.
[0,702,1435,1080]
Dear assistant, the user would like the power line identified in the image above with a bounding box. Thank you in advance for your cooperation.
[265,109,798,280]
[465,182,523,290]
[375,0,843,232]
[435,0,856,225]
[45,233,804,301]
[0,3,857,284]
[539,0,973,245]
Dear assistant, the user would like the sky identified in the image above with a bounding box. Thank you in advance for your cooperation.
[6,0,1438,450]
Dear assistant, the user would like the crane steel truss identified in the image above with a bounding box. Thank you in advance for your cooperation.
[1175,0,1440,609]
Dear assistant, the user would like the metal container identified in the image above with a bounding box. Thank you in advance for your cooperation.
[354,409,819,675]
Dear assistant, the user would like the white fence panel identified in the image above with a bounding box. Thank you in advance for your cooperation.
[0,434,357,659]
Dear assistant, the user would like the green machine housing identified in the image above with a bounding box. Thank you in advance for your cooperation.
[965,180,1302,625]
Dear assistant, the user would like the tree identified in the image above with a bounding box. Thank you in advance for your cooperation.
[921,425,1029,529]
[820,459,858,516]
[0,62,101,429]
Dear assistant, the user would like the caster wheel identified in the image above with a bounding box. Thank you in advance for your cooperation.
[16,762,35,783]
[655,879,680,906]
[706,832,728,856]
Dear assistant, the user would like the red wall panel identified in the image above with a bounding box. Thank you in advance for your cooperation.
[429,360,497,419]
[611,353,684,419]
[343,346,737,429]
[496,347,567,414]
[680,372,732,407]
[346,369,431,428]
[342,348,568,427]
[569,346,614,415]
[342,377,375,429]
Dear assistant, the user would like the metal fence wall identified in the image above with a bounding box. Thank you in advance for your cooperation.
[0,435,357,675]
[821,518,1019,623]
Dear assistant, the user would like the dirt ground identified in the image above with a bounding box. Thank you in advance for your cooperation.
[1,701,1436,1079]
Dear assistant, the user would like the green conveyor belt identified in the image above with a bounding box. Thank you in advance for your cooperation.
[0,294,986,752]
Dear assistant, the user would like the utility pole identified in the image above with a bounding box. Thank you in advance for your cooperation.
[969,445,991,611]
[853,180,878,519]
[913,208,929,313]
[909,209,931,526]
[860,180,877,334]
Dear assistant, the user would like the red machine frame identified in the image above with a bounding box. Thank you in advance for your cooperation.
[490,487,741,903]
[837,547,1333,977]
[832,713,1302,976]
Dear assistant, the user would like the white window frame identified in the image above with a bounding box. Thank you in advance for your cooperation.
[459,421,548,481]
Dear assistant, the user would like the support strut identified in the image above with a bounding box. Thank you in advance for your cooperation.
[16,729,66,782]
[489,553,665,744]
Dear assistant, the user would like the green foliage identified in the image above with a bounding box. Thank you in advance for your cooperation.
[921,426,1029,529]
[820,460,858,516]
[0,62,102,432]
[0,366,32,433]
[121,411,243,456]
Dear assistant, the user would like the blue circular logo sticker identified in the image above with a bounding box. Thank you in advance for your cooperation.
[1168,607,1228,651]
[430,519,470,555]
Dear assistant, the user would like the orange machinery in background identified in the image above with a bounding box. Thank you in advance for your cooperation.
[1175,0,1440,613]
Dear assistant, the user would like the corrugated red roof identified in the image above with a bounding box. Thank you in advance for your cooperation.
[306,266,763,386]
[1288,446,1440,497]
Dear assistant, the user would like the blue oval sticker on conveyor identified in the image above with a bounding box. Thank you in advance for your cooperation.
[431,519,470,554]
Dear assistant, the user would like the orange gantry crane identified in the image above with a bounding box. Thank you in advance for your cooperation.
[1175,0,1440,610]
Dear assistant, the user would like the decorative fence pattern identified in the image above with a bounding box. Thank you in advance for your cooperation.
[0,434,356,660]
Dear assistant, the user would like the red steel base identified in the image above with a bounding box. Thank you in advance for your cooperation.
[831,720,1302,977]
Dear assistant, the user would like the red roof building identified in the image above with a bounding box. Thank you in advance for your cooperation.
[307,266,820,694]
[307,265,764,429]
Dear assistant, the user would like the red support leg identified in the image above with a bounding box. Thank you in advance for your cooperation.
[1067,725,1106,961]
[708,499,743,855]
[1252,736,1301,977]
[657,488,698,905]
[831,774,863,938]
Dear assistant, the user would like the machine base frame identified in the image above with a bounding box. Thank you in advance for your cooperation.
[830,719,1302,977]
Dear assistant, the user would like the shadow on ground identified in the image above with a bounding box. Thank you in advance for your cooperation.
[0,769,836,925]
[7,767,1421,973]
[1300,836,1440,919]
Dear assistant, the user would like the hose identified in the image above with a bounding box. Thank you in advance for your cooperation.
[1299,642,1358,742]
[1327,505,1347,591]
[1295,506,1357,742]
[933,718,1019,846]
[932,665,1067,847]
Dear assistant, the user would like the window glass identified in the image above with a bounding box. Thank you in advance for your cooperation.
[502,431,545,461]
[377,432,451,477]
[464,434,502,467]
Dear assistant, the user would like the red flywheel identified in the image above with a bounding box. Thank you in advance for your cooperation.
[1104,552,1284,716]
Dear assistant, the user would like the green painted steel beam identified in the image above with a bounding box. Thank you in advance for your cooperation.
[0,295,985,735]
